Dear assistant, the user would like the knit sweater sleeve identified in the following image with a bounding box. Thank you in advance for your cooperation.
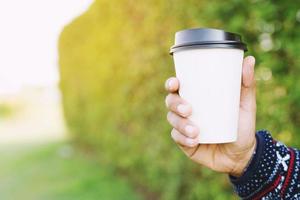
[229,130,300,200]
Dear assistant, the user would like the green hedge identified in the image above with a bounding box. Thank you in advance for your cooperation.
[59,0,300,199]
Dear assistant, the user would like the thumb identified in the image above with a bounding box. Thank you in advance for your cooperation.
[240,56,256,112]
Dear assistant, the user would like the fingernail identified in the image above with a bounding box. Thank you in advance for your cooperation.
[185,125,196,136]
[248,56,255,64]
[186,138,196,146]
[177,104,190,115]
[168,79,174,89]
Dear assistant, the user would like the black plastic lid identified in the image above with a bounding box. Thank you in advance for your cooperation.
[170,28,247,55]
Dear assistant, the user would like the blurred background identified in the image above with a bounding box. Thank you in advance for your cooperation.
[0,0,299,199]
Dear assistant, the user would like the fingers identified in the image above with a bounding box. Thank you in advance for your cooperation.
[165,77,192,117]
[167,111,199,138]
[242,56,256,89]
[165,77,179,93]
[171,128,199,148]
[165,93,192,117]
[166,77,199,148]
[240,56,256,112]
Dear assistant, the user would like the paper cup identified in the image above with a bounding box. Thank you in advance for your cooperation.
[170,28,247,144]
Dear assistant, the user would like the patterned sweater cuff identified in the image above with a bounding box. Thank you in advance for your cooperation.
[229,130,279,199]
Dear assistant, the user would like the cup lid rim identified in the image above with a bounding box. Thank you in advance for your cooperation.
[170,28,248,55]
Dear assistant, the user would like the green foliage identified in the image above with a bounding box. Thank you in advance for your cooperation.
[59,0,300,199]
[0,103,13,118]
[0,143,141,200]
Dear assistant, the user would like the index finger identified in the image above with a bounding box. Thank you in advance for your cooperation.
[165,77,180,93]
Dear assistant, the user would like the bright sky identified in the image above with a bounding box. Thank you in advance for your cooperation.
[0,0,93,95]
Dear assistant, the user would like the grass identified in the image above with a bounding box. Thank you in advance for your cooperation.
[0,143,143,200]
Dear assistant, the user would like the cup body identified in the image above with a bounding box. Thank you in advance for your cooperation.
[173,48,244,143]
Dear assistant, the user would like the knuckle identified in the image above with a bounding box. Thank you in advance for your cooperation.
[178,119,188,132]
[170,113,179,124]
[170,129,177,141]
[165,94,171,108]
[165,93,174,104]
[168,113,188,134]
[166,112,173,123]
[166,94,178,110]
[172,114,183,130]
[168,113,190,134]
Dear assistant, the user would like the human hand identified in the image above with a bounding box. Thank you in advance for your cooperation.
[165,56,257,177]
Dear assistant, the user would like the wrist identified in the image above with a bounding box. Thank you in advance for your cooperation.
[229,137,257,177]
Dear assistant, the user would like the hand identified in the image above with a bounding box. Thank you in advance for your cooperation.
[165,56,257,177]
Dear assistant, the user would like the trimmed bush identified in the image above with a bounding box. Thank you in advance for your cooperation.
[59,0,300,199]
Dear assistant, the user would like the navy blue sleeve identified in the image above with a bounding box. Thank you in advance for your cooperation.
[229,130,300,200]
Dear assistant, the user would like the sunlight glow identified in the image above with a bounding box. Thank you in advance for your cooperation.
[0,0,93,95]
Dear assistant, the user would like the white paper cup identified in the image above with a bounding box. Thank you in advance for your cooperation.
[170,28,247,144]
